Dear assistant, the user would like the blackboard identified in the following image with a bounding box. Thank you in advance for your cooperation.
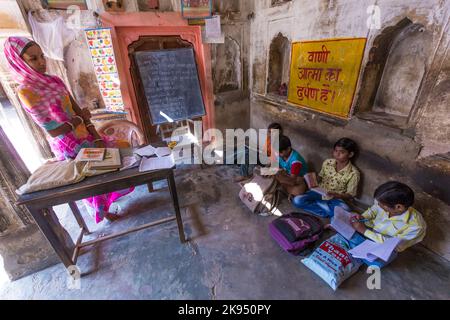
[134,47,206,125]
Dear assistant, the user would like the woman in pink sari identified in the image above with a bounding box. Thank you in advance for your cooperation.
[4,36,133,223]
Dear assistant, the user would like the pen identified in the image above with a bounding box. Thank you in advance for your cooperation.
[350,218,369,223]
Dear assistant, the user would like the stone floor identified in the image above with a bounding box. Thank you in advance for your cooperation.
[0,165,449,299]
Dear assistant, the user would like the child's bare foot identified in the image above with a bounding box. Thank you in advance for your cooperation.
[105,212,120,222]
[234,175,252,183]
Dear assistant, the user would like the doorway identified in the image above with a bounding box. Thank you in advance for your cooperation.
[0,83,43,172]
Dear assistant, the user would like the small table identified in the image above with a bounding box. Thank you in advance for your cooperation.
[16,164,186,273]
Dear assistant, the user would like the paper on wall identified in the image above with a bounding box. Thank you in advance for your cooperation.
[205,15,221,38]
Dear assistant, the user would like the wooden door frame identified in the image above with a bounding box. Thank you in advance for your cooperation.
[128,36,193,143]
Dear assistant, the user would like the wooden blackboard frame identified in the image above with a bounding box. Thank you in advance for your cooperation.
[134,47,207,126]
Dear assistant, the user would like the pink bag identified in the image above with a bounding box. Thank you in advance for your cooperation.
[269,213,323,255]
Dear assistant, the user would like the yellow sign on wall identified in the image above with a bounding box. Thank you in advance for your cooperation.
[287,38,366,118]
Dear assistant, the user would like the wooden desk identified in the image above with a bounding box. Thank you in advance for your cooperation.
[16,165,186,272]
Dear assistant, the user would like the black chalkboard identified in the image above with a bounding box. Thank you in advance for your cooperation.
[134,47,206,125]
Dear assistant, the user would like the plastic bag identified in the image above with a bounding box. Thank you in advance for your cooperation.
[28,11,75,61]
[301,233,362,290]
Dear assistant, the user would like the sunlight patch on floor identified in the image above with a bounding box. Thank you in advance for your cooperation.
[0,255,10,289]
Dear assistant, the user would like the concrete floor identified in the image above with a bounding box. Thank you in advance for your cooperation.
[0,164,449,299]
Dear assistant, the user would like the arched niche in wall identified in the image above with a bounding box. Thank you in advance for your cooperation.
[356,18,433,128]
[267,33,290,96]
[212,36,242,93]
[214,0,240,13]
[271,0,292,7]
[137,0,160,11]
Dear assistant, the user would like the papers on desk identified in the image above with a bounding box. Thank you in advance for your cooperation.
[349,237,401,262]
[134,145,172,158]
[139,154,175,172]
[134,145,156,157]
[155,147,172,158]
[120,156,141,171]
[332,207,356,240]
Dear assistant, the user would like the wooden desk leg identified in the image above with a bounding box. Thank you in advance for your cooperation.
[69,202,90,234]
[167,171,187,243]
[27,206,75,269]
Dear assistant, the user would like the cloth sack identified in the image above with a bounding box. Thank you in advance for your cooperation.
[17,159,87,195]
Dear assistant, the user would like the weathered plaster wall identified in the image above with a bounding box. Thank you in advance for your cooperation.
[374,24,433,117]
[249,0,450,260]
[210,1,253,133]
[415,20,450,158]
[19,0,101,109]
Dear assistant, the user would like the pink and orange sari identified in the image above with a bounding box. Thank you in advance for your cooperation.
[4,36,133,223]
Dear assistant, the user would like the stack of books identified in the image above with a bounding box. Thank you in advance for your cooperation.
[75,148,122,170]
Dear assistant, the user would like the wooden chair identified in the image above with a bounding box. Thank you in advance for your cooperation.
[97,120,145,147]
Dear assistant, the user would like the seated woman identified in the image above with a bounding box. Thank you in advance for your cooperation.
[4,36,133,223]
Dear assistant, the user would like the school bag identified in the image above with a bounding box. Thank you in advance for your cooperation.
[269,212,323,255]
[238,171,280,216]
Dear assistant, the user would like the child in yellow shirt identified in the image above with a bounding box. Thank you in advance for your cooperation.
[348,181,426,267]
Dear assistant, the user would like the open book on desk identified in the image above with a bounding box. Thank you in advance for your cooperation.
[134,145,172,158]
[349,237,401,262]
[134,145,156,157]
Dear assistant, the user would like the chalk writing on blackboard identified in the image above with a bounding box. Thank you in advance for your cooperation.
[134,47,206,125]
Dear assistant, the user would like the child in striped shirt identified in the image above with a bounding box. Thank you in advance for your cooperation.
[349,181,427,267]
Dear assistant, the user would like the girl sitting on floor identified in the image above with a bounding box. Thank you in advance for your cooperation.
[293,138,360,218]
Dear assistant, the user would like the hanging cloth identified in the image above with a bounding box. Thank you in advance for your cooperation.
[28,11,75,61]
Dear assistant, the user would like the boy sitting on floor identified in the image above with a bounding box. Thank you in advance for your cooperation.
[275,135,308,198]
[234,122,283,182]
[293,137,360,218]
[347,181,427,268]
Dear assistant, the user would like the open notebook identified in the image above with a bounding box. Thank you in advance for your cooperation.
[349,238,401,262]
[303,172,328,197]
[331,207,356,240]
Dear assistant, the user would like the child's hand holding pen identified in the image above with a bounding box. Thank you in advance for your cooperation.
[350,214,369,224]
[350,214,369,234]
